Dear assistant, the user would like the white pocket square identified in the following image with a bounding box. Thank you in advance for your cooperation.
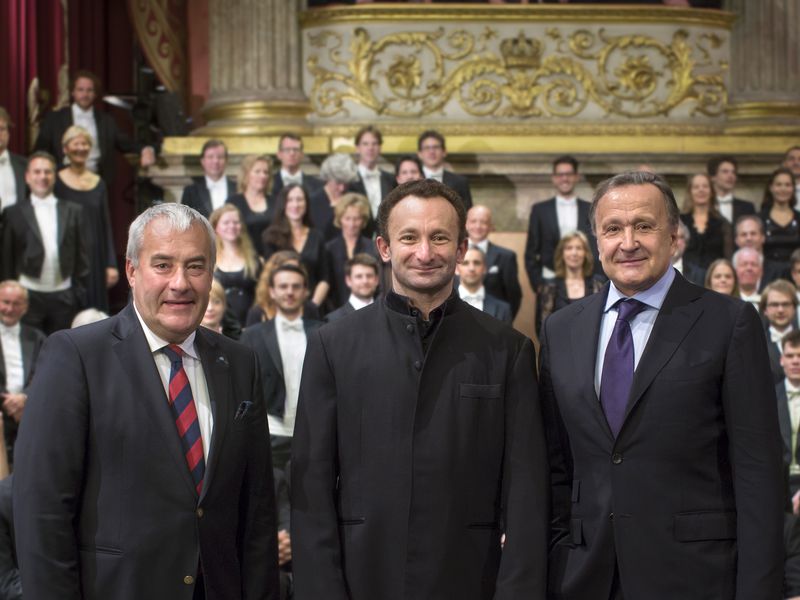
[488,265,500,274]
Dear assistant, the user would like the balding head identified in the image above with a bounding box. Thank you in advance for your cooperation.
[466,205,493,243]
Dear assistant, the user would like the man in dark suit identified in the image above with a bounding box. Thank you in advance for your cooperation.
[417,129,473,209]
[181,140,236,218]
[735,214,787,285]
[33,70,154,184]
[761,279,798,384]
[466,205,522,317]
[539,170,783,599]
[0,108,26,211]
[0,281,45,466]
[671,221,706,285]
[292,179,548,600]
[776,330,800,508]
[708,156,756,225]
[1,152,88,334]
[457,247,513,323]
[325,253,380,323]
[734,246,768,307]
[525,155,596,291]
[348,126,395,221]
[13,203,279,599]
[272,134,323,197]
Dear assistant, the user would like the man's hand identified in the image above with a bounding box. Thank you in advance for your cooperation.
[278,529,292,566]
[2,392,26,423]
[793,490,800,515]
[106,267,119,289]
[140,146,156,168]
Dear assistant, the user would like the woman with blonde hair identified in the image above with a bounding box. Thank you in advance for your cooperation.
[245,250,321,325]
[201,279,227,334]
[226,154,273,257]
[325,193,380,308]
[54,125,117,311]
[680,173,733,269]
[209,204,261,326]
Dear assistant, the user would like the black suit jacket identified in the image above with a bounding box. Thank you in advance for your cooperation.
[7,153,26,205]
[239,317,323,420]
[483,242,522,318]
[1,198,89,288]
[524,197,595,289]
[482,294,512,323]
[292,296,548,599]
[33,106,143,183]
[180,177,237,218]
[776,380,796,470]
[441,170,472,209]
[730,197,756,224]
[324,235,379,308]
[348,170,395,209]
[539,272,783,599]
[0,476,20,600]
[677,259,707,286]
[324,301,356,323]
[13,304,279,600]
[271,172,323,197]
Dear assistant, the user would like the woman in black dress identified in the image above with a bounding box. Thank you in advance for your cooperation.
[679,173,732,270]
[54,125,117,311]
[263,184,330,308]
[760,167,800,271]
[537,230,603,333]
[209,204,261,326]
[325,193,380,309]
[226,154,273,257]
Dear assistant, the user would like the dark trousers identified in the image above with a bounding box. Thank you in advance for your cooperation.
[23,288,78,335]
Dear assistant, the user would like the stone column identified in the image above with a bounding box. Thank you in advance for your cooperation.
[199,0,311,136]
[726,0,800,127]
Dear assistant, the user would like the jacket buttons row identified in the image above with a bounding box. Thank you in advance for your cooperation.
[184,575,195,585]
[413,360,422,371]
[196,507,204,518]
[406,323,414,334]
[611,453,623,465]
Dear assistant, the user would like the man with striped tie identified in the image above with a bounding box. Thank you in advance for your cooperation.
[13,203,279,600]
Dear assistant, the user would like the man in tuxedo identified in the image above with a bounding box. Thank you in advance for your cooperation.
[33,70,155,184]
[0,108,26,211]
[181,140,236,218]
[416,129,473,209]
[707,156,756,225]
[735,215,786,286]
[272,134,322,196]
[525,155,596,291]
[783,146,800,206]
[778,330,800,509]
[761,279,798,383]
[540,170,783,599]
[466,205,522,317]
[325,253,380,323]
[457,247,512,324]
[13,203,279,599]
[1,152,88,334]
[292,178,548,600]
[348,126,395,221]
[734,246,765,307]
[671,222,705,285]
[0,281,45,466]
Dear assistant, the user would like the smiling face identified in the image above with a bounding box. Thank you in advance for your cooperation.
[376,195,466,302]
[356,132,381,168]
[246,159,271,194]
[201,144,227,181]
[284,186,308,223]
[595,183,677,297]
[552,161,578,197]
[346,263,379,301]
[0,285,27,327]
[709,262,736,295]
[64,134,92,167]
[689,174,712,208]
[126,219,213,343]
[270,269,306,318]
[562,237,587,272]
[25,156,56,198]
[340,205,365,238]
[457,247,486,289]
[214,209,242,244]
[764,289,796,330]
[712,161,737,195]
[735,218,765,251]
[734,250,762,290]
[396,159,423,185]
[466,206,492,243]
[417,136,446,171]
[770,172,795,207]
[71,76,96,111]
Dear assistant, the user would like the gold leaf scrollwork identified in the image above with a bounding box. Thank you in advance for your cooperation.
[306,24,727,120]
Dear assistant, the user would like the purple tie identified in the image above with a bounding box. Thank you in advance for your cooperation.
[600,299,647,438]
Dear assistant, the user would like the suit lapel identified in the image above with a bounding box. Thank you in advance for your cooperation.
[571,284,614,441]
[544,199,559,239]
[20,202,42,244]
[112,305,197,497]
[485,242,500,268]
[20,327,36,384]
[199,185,213,217]
[262,320,284,378]
[578,200,591,234]
[194,329,230,501]
[56,200,68,247]
[624,275,704,426]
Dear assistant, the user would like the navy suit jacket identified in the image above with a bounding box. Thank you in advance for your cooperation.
[441,170,472,210]
[483,242,522,318]
[13,303,279,599]
[180,177,236,218]
[482,295,513,324]
[324,301,356,323]
[7,153,26,205]
[271,172,323,197]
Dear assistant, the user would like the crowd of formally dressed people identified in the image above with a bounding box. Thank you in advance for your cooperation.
[3,66,800,599]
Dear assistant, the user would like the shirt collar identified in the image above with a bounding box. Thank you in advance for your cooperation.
[205,175,226,189]
[423,167,443,179]
[71,103,94,118]
[604,266,675,314]
[348,294,373,310]
[385,287,458,319]
[133,302,198,360]
[30,193,57,207]
[358,164,379,177]
[469,238,489,253]
[786,378,800,396]
[717,193,733,204]
[275,312,303,328]
[458,284,485,301]
[0,150,9,165]
[280,169,302,182]
[0,322,20,337]
[556,195,577,205]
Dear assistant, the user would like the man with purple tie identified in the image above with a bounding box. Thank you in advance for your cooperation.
[539,170,783,599]
[13,203,279,600]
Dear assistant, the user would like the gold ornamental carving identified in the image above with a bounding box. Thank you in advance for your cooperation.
[306,26,728,120]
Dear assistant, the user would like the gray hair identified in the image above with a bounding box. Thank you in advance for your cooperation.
[0,280,28,302]
[732,247,764,268]
[589,171,680,235]
[126,203,216,268]
[319,152,359,184]
[677,221,691,244]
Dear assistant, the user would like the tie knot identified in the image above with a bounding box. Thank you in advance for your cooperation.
[616,298,647,323]
[162,344,184,364]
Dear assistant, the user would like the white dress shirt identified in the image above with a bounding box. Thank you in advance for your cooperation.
[0,323,24,393]
[134,305,214,462]
[770,325,792,351]
[348,294,373,311]
[787,378,800,475]
[280,169,303,187]
[458,284,485,311]
[205,175,229,211]
[423,166,444,182]
[71,103,101,172]
[740,289,761,308]
[594,267,675,396]
[19,195,71,292]
[358,164,383,217]
[469,238,489,254]
[0,150,17,210]
[269,314,307,437]
[717,193,734,224]
[672,257,684,275]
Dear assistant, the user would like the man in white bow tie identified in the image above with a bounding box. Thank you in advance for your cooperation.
[349,125,395,222]
[416,129,473,209]
[707,156,756,225]
[272,133,323,197]
[457,246,512,323]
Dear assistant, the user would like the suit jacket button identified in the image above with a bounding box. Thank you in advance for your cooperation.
[414,360,422,371]
[406,324,414,333]
[611,453,623,464]
[184,575,195,585]
[197,508,204,518]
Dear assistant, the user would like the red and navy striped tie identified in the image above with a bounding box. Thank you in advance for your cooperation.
[162,344,205,495]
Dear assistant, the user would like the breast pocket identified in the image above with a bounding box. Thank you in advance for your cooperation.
[459,383,503,400]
